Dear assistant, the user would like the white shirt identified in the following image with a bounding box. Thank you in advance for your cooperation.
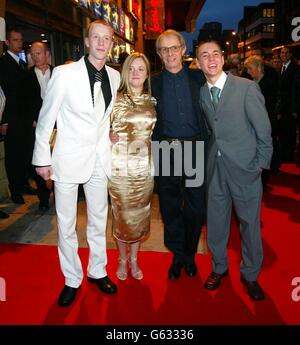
[281,60,291,74]
[34,67,51,100]
[7,50,20,64]
[207,71,227,100]
[207,71,228,156]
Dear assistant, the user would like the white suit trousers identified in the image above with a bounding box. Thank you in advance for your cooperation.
[54,156,108,288]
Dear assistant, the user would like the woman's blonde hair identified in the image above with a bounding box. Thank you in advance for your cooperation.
[118,52,152,98]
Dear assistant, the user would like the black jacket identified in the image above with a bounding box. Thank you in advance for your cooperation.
[0,53,27,127]
[21,65,53,128]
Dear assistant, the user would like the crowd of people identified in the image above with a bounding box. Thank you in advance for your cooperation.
[0,19,299,307]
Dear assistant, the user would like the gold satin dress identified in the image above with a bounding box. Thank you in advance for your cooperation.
[109,93,157,243]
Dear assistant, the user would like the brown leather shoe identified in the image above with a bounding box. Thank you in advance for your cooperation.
[240,276,265,301]
[204,270,228,290]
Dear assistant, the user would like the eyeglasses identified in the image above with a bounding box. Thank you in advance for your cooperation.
[159,45,182,55]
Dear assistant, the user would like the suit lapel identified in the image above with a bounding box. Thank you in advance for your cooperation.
[105,65,115,113]
[77,57,94,114]
[30,68,41,95]
[95,65,115,126]
[202,83,214,112]
[216,72,233,111]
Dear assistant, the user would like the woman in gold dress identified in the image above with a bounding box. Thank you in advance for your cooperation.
[109,52,156,280]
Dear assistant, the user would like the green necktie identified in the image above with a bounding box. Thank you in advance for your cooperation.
[210,86,221,110]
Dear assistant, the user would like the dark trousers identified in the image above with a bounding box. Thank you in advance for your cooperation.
[157,141,206,264]
[26,127,50,203]
[4,129,26,196]
[279,114,297,162]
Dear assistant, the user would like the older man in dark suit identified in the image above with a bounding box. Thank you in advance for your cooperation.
[152,30,208,280]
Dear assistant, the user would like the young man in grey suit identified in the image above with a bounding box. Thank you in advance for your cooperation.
[196,40,273,301]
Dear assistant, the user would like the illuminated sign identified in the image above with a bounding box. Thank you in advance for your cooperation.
[125,15,130,40]
[125,42,131,54]
[93,0,102,19]
[128,0,139,19]
[145,0,164,39]
[102,1,111,24]
[111,2,119,31]
[119,8,125,36]
[80,0,92,9]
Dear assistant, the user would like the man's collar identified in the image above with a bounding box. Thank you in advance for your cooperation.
[164,64,186,78]
[84,55,105,73]
[7,50,20,63]
[207,71,227,90]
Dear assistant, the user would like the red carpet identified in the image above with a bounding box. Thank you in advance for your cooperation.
[0,164,300,325]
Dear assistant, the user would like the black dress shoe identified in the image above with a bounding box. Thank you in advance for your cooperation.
[11,194,25,204]
[204,270,228,290]
[88,276,117,294]
[0,210,9,219]
[240,276,265,301]
[23,184,37,195]
[168,262,184,280]
[58,286,78,307]
[39,200,49,212]
[184,262,198,277]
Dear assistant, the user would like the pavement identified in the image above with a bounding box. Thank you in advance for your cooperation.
[0,190,167,252]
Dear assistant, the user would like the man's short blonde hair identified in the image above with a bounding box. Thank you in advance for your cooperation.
[244,55,264,71]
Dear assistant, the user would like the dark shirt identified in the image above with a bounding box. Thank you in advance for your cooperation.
[162,65,200,138]
[84,55,112,111]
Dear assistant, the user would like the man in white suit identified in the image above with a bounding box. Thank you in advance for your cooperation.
[33,20,120,307]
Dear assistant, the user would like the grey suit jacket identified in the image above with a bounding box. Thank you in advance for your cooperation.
[200,73,273,186]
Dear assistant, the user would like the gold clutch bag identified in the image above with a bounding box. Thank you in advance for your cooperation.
[49,129,57,150]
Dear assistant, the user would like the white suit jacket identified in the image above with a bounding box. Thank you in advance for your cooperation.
[32,57,120,183]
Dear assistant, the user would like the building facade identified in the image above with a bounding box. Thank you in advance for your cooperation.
[237,2,275,60]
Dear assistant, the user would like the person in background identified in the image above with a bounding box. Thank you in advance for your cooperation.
[109,52,156,281]
[21,42,53,211]
[0,85,9,219]
[277,46,299,163]
[244,55,280,185]
[0,27,36,204]
[33,20,120,307]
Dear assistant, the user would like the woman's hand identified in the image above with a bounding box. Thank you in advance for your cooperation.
[109,128,119,144]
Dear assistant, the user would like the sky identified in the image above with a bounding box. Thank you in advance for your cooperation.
[181,0,274,53]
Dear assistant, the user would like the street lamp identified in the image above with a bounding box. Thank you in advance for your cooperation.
[226,41,230,59]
